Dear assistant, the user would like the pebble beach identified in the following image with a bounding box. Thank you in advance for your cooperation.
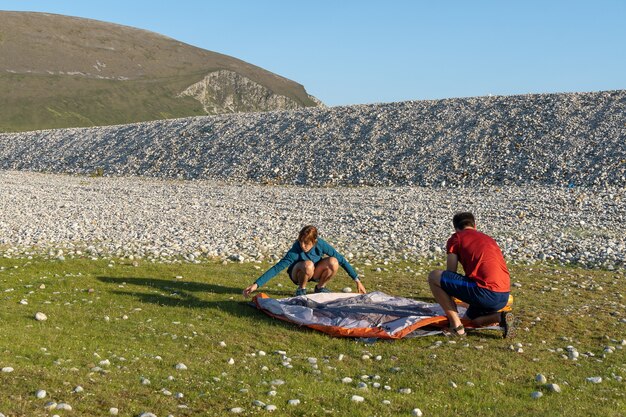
[0,90,624,268]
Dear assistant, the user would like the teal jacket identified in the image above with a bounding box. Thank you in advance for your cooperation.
[255,238,358,288]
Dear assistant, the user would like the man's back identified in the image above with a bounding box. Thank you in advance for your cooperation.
[446,228,510,292]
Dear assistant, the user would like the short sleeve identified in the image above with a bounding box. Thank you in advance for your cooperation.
[446,233,459,255]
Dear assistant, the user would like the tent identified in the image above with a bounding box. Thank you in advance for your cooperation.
[253,291,512,339]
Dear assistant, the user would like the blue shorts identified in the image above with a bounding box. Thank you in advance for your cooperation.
[440,271,509,319]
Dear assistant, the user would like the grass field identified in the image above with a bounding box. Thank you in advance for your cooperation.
[0,257,624,416]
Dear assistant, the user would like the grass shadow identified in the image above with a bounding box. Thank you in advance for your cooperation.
[97,276,242,295]
[108,289,261,319]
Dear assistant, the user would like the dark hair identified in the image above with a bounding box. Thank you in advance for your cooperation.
[298,225,318,244]
[452,212,475,230]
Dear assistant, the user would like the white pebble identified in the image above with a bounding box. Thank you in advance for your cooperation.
[546,383,561,393]
[252,400,265,407]
[412,408,424,417]
[399,388,412,394]
[287,399,300,406]
[535,374,547,384]
[382,400,391,405]
[35,312,47,321]
[73,386,84,393]
[1,367,14,373]
[338,354,344,361]
[265,404,277,412]
[268,390,277,396]
[219,341,227,347]
[44,401,57,410]
[35,389,47,399]
[175,363,188,370]
[351,395,365,403]
[56,403,72,411]
[341,377,353,384]
[531,391,543,399]
[109,408,119,415]
[586,376,602,383]
[227,358,235,365]
[342,287,352,293]
[258,350,266,356]
[229,408,244,414]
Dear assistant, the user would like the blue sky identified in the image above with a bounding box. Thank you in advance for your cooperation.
[2,0,625,106]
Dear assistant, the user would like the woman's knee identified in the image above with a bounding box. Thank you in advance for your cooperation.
[303,260,315,276]
[327,257,339,272]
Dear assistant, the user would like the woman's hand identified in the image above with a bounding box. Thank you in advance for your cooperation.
[356,280,367,294]
[243,283,259,297]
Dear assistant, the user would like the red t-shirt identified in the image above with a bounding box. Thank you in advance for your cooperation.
[446,228,510,292]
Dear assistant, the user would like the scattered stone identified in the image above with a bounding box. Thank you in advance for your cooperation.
[342,287,352,293]
[227,358,235,365]
[229,408,244,414]
[531,391,543,399]
[56,403,72,411]
[351,395,365,403]
[412,408,424,417]
[44,401,57,410]
[175,363,188,370]
[1,367,14,373]
[546,383,561,393]
[399,388,412,394]
[287,399,300,406]
[586,377,602,383]
[341,377,353,384]
[109,407,119,415]
[35,312,47,321]
[535,374,547,384]
[35,390,47,399]
[265,404,277,412]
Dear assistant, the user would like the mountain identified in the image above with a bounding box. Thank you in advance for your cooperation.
[0,11,322,132]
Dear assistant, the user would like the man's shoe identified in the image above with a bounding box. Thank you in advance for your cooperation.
[500,311,516,339]
[314,286,331,293]
[294,288,307,297]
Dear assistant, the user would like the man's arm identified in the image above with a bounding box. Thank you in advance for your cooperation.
[446,253,459,272]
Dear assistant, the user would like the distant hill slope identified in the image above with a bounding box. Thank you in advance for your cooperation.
[0,11,322,132]
[1,90,625,187]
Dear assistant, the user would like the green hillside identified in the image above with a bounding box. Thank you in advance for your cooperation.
[0,11,320,132]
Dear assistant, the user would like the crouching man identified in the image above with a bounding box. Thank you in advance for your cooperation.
[428,212,515,338]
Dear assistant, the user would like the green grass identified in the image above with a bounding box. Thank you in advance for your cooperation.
[0,257,624,416]
[0,74,207,132]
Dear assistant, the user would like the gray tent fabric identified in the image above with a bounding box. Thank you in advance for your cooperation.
[254,291,469,338]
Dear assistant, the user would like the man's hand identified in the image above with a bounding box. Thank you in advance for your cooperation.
[356,280,367,294]
[243,283,259,297]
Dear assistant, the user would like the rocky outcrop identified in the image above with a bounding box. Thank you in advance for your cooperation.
[179,70,319,114]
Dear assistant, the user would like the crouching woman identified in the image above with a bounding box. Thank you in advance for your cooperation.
[243,225,366,297]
